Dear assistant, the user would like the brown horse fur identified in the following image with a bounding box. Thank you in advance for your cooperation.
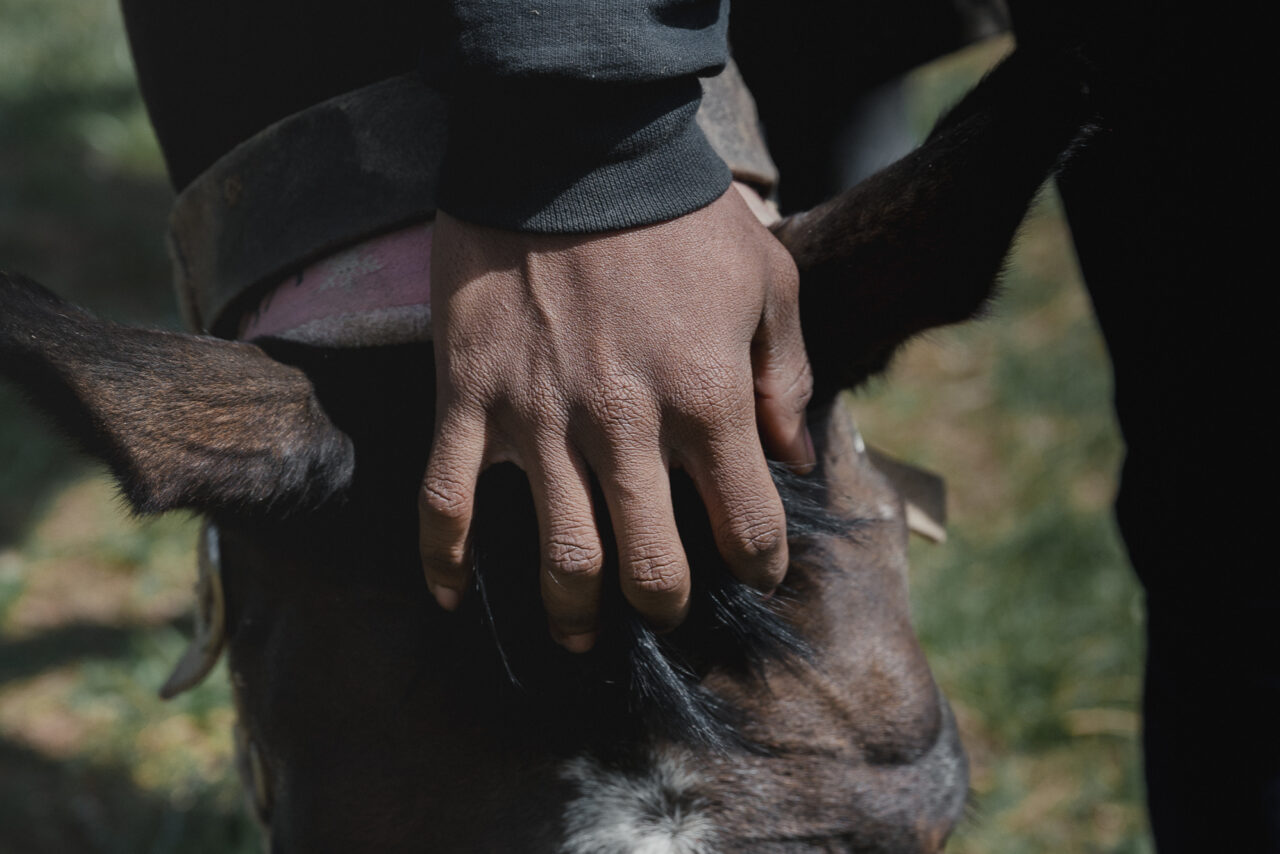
[0,275,353,519]
[0,46,1093,853]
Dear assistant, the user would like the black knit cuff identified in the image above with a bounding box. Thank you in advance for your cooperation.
[437,77,731,233]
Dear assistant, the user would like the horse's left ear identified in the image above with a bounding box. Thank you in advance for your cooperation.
[0,271,354,518]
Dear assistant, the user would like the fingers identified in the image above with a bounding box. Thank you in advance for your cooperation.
[419,408,487,611]
[592,444,691,632]
[423,196,811,641]
[681,414,790,595]
[752,251,816,474]
[527,441,605,653]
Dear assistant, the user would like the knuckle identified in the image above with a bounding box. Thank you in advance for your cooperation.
[625,546,686,596]
[545,536,605,580]
[419,476,472,523]
[757,355,814,412]
[789,361,815,411]
[682,360,752,424]
[724,512,786,564]
[629,569,685,598]
[588,371,654,433]
[440,353,502,403]
[510,383,567,421]
[693,359,745,398]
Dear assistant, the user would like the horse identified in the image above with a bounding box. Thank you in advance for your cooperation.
[0,45,1093,852]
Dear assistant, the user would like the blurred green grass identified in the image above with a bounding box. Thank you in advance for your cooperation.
[851,40,1146,853]
[1,1,259,850]
[0,4,1146,852]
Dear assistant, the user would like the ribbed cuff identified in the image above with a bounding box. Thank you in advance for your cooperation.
[437,77,732,233]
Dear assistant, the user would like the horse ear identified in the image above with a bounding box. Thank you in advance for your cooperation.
[775,47,1095,404]
[0,271,353,518]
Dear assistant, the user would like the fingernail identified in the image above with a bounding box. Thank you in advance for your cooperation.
[789,425,817,475]
[429,583,460,611]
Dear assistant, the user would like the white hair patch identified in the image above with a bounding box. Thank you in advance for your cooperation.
[559,750,718,854]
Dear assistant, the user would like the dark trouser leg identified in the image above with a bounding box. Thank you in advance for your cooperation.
[1142,595,1280,852]
[1054,20,1279,849]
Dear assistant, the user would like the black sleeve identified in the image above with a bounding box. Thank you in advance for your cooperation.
[433,0,734,232]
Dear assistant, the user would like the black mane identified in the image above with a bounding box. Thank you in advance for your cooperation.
[259,337,863,752]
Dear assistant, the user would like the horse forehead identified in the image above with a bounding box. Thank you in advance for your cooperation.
[205,397,962,850]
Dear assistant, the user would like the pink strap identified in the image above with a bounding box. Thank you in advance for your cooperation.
[239,221,434,344]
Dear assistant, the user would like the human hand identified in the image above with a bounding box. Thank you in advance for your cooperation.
[419,186,813,650]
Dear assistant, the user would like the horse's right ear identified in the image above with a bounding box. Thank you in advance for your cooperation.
[775,47,1095,404]
[0,271,354,519]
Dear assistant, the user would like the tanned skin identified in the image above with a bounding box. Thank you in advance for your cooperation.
[421,188,815,649]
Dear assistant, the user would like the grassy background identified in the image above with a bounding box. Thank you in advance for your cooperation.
[0,3,1147,851]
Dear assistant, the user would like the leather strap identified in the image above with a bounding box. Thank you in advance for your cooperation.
[169,61,777,336]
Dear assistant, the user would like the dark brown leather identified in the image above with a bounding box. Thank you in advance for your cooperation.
[168,62,778,337]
